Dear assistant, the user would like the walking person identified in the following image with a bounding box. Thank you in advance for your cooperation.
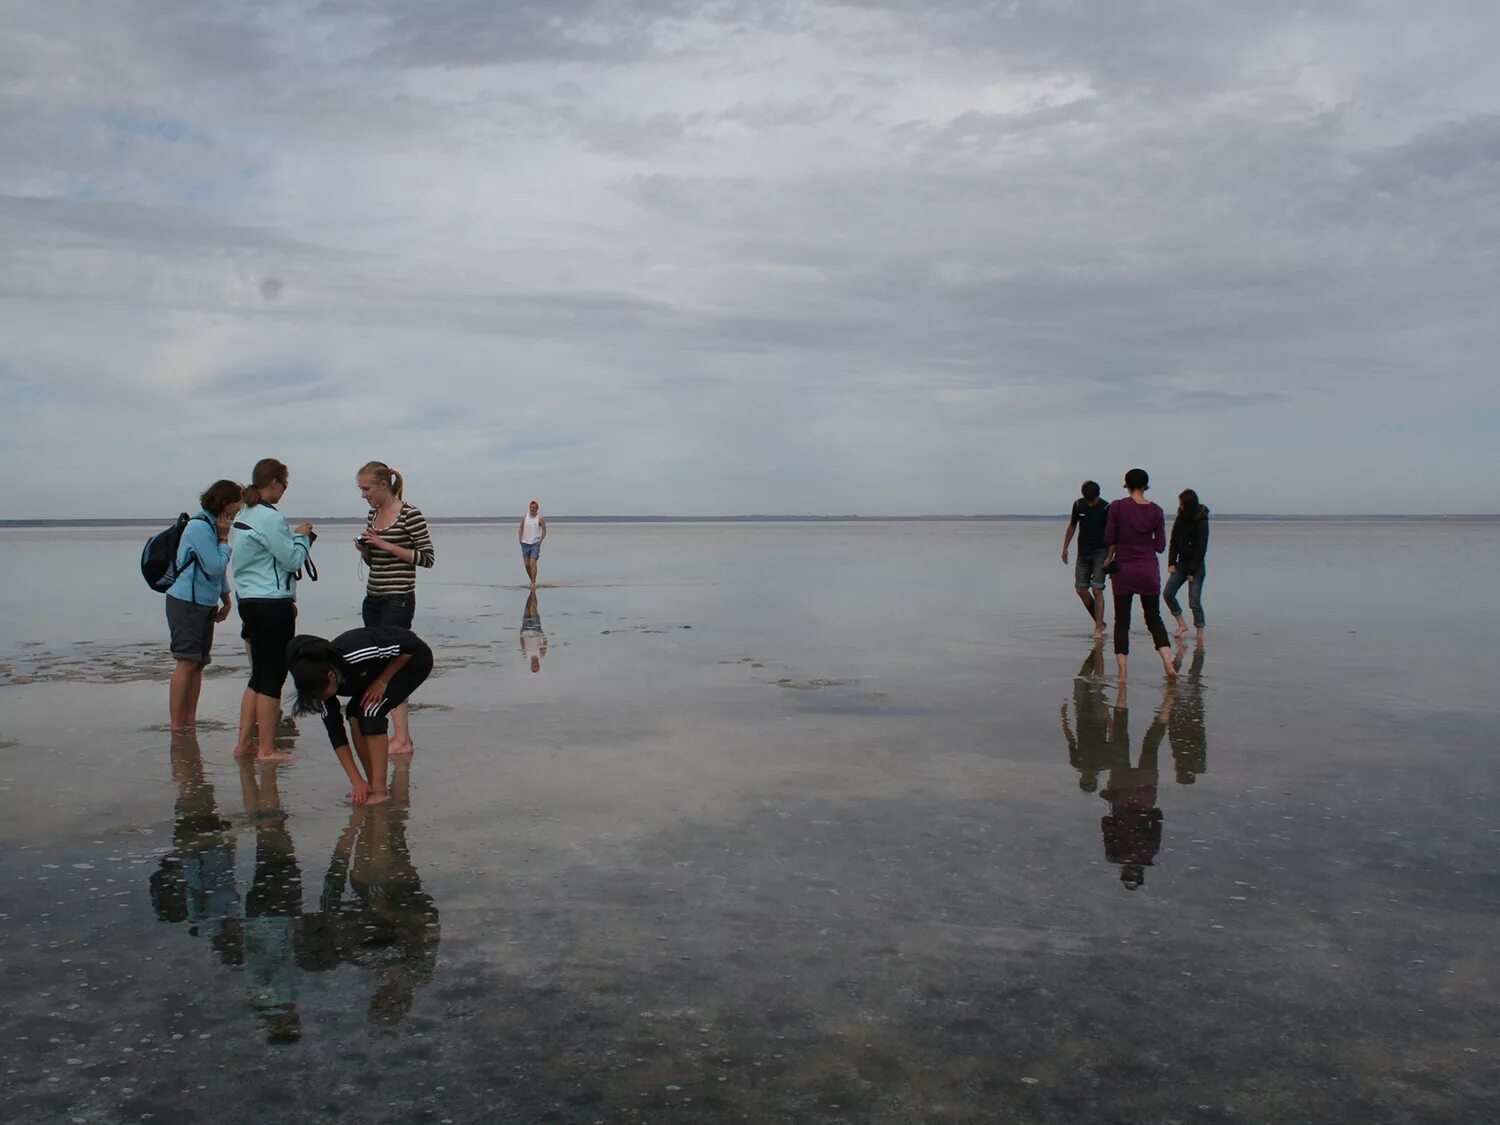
[1103,468,1178,683]
[230,459,315,762]
[287,626,435,806]
[1164,489,1210,643]
[355,462,435,756]
[1061,480,1109,636]
[518,500,546,588]
[165,480,241,730]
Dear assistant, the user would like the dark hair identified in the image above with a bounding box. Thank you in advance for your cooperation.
[1178,488,1199,516]
[200,479,243,516]
[289,640,338,716]
[1080,480,1100,501]
[243,458,288,508]
[1123,468,1149,492]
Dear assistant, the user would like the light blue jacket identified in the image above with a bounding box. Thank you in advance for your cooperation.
[230,502,311,599]
[167,510,232,606]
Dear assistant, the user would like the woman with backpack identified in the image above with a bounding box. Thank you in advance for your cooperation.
[354,461,435,757]
[1164,489,1210,643]
[230,458,316,762]
[287,626,435,805]
[165,479,241,730]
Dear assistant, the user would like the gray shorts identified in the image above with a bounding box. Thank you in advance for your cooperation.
[1074,547,1108,591]
[166,594,216,665]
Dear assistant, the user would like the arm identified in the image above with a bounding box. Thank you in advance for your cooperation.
[538,516,546,542]
[517,516,525,543]
[1102,501,1118,566]
[1061,511,1077,562]
[405,508,435,568]
[360,652,414,710]
[1189,521,1209,573]
[1152,508,1166,554]
[245,512,311,572]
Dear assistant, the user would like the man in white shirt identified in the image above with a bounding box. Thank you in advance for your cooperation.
[517,500,547,588]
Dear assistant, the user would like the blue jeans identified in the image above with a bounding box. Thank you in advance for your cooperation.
[1163,567,1206,629]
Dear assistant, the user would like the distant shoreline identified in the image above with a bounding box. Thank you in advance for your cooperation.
[1,514,1496,528]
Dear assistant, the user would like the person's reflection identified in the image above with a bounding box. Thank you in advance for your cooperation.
[1169,645,1207,785]
[237,761,305,1044]
[149,732,240,961]
[1098,681,1175,890]
[314,770,441,1027]
[1061,643,1128,794]
[520,588,548,673]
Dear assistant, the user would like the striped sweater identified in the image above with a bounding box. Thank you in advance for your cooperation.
[363,503,435,594]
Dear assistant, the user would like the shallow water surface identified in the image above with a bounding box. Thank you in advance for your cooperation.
[0,519,1496,1123]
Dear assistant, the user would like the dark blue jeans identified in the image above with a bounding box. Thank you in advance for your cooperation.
[361,592,415,630]
[1163,567,1206,629]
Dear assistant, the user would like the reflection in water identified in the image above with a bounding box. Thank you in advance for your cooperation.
[1061,643,1209,889]
[520,588,548,673]
[149,744,440,1041]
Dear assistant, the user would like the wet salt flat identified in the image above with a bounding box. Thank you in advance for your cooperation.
[1,518,1497,1123]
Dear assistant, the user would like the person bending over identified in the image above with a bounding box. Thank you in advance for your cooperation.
[287,628,433,805]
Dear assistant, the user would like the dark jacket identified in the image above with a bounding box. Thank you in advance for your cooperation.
[1167,505,1210,575]
[286,627,429,750]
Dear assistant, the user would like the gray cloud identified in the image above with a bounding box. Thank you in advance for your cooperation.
[0,0,1496,516]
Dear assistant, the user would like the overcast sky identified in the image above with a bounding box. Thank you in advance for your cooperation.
[3,1,1497,517]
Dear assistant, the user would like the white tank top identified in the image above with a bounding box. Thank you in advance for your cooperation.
[522,513,543,544]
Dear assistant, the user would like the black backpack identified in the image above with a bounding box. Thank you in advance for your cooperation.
[141,513,213,592]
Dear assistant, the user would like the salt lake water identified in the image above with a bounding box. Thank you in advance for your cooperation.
[0,518,1496,1123]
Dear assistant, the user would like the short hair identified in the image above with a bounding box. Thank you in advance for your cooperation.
[200,479,243,516]
[1124,468,1150,492]
[1080,480,1100,501]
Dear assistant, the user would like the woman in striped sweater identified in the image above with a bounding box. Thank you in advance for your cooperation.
[355,461,435,756]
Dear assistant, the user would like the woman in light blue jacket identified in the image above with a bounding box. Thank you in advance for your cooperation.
[167,480,240,730]
[230,458,316,761]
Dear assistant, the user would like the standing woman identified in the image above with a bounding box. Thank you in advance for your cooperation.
[230,458,315,761]
[1103,468,1178,683]
[1164,489,1210,643]
[355,461,435,756]
[166,479,241,729]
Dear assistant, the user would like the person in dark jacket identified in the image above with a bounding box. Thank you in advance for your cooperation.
[287,627,433,805]
[1164,489,1210,642]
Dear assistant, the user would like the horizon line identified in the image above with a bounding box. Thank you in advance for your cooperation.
[2,513,1498,526]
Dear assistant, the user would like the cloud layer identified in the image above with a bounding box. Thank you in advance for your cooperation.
[3,1,1498,516]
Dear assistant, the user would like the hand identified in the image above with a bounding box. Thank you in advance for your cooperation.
[1168,565,1177,574]
[1061,549,1069,563]
[294,521,313,536]
[217,512,234,542]
[360,679,388,711]
[215,599,232,623]
[361,530,391,553]
[348,778,372,805]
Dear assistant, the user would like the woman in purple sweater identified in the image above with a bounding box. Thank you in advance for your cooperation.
[1104,468,1178,683]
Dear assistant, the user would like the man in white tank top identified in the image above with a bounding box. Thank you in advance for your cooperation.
[518,499,547,588]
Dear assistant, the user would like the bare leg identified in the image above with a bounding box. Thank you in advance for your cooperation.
[1158,645,1179,679]
[350,723,373,791]
[527,557,539,587]
[169,660,200,729]
[170,661,205,729]
[234,687,258,757]
[1172,615,1189,639]
[1092,588,1106,636]
[363,733,391,804]
[1074,587,1096,625]
[1116,652,1128,683]
[253,693,293,763]
[388,701,414,756]
[390,757,412,808]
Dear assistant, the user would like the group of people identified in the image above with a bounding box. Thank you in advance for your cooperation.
[1060,468,1210,682]
[161,459,441,805]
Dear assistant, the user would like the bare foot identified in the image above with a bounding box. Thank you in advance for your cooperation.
[1162,657,1179,679]
[233,741,258,759]
[1172,623,1188,638]
[255,750,295,764]
[364,789,391,806]
[388,739,414,757]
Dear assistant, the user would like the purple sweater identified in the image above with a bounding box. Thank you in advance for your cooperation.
[1105,498,1166,596]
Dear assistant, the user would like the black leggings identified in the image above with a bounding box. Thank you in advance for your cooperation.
[1113,592,1170,656]
[240,599,298,696]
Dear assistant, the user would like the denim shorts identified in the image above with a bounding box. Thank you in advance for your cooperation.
[1074,547,1108,591]
[521,541,541,561]
[361,592,415,630]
